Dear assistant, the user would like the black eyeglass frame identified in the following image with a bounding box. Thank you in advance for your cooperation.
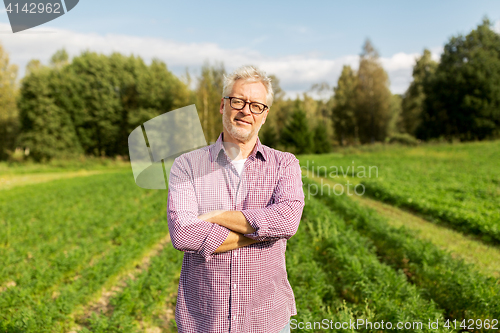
[223,96,269,114]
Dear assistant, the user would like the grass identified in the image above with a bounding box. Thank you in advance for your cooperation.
[303,177,500,324]
[310,174,500,279]
[300,140,500,243]
[75,239,183,333]
[294,195,449,332]
[1,140,499,332]
[0,170,170,332]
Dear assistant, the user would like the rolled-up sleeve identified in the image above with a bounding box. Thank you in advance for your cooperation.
[241,155,305,241]
[167,157,230,261]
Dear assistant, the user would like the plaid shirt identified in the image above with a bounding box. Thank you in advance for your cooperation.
[167,133,305,333]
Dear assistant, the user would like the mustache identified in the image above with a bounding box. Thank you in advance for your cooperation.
[234,117,252,124]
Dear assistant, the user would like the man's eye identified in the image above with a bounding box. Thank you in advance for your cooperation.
[251,104,263,111]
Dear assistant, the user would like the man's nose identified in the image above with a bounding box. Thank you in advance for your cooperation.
[240,102,252,115]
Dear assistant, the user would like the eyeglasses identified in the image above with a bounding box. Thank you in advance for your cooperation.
[224,96,268,114]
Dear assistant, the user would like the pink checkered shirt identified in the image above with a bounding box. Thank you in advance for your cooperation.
[167,132,305,333]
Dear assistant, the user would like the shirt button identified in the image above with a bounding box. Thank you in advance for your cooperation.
[233,315,237,320]
[233,252,237,257]
[234,284,237,289]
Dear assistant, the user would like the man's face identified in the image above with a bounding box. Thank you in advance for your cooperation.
[220,80,269,144]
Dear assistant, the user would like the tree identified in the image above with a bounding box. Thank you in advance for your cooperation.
[196,62,226,143]
[260,124,278,148]
[69,52,192,157]
[355,39,392,143]
[64,52,138,157]
[401,49,437,136]
[0,43,19,160]
[17,66,82,161]
[26,59,42,76]
[18,50,191,160]
[387,93,404,136]
[269,74,285,102]
[50,48,69,69]
[332,65,358,145]
[309,82,333,127]
[312,122,331,153]
[418,18,500,141]
[260,74,286,143]
[280,102,312,154]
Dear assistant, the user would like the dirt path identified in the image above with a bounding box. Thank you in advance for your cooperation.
[311,175,500,279]
[67,234,173,333]
[0,169,125,190]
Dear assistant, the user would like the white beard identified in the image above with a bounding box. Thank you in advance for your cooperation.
[222,110,263,143]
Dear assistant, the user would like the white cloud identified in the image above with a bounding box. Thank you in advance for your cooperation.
[494,20,500,34]
[379,52,419,94]
[0,23,428,95]
[380,52,420,71]
[429,46,443,62]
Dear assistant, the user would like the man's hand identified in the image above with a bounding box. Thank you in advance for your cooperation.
[198,210,256,235]
[214,231,259,253]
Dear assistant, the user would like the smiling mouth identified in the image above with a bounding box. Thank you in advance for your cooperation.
[235,119,251,125]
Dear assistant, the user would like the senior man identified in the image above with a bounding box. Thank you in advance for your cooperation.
[167,66,305,333]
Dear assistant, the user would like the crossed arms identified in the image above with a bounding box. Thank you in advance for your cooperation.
[166,153,305,260]
[197,210,257,253]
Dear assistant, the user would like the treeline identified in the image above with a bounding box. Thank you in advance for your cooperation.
[404,19,500,141]
[0,19,499,161]
[16,51,193,162]
[330,18,500,146]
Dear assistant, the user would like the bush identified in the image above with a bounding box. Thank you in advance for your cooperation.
[386,133,419,146]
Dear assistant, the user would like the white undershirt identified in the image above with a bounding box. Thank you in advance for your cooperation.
[231,158,247,176]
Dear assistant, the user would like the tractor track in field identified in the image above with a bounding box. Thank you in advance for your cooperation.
[0,169,127,190]
[311,174,500,279]
[68,234,173,333]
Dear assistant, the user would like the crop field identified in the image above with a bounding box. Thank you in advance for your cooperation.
[301,141,500,244]
[1,141,500,332]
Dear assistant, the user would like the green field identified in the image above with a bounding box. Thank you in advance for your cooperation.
[1,141,500,332]
[301,141,500,243]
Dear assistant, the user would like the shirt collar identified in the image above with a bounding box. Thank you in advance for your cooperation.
[210,132,267,163]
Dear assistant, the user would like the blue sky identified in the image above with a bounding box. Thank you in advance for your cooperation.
[0,0,499,96]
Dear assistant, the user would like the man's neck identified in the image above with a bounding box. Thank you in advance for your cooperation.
[222,131,258,161]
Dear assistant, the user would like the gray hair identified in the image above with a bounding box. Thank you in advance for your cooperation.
[222,65,274,107]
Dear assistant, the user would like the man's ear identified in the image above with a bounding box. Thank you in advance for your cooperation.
[261,109,269,124]
[219,98,225,115]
